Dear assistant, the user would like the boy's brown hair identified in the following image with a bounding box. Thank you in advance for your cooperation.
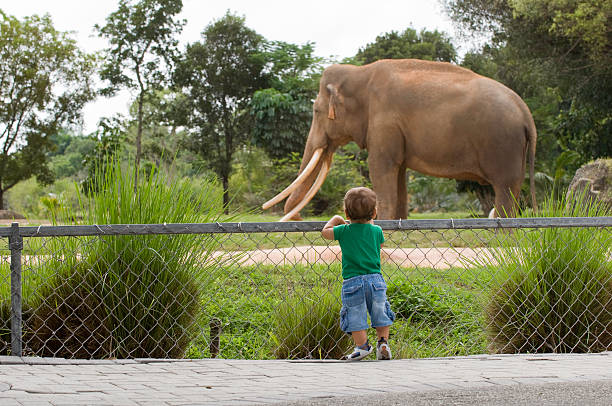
[343,187,377,221]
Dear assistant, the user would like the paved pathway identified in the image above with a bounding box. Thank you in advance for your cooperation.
[0,353,611,405]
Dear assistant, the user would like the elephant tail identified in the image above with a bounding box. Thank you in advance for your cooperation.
[527,120,538,212]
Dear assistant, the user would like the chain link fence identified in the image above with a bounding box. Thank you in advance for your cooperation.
[1,218,611,360]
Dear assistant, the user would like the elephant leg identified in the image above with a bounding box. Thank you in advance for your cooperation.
[370,160,402,220]
[493,182,522,218]
[396,165,408,219]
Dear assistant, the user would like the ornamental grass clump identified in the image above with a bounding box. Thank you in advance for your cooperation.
[483,191,612,353]
[272,288,351,359]
[26,159,224,358]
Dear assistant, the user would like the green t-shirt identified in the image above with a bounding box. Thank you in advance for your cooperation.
[333,223,385,279]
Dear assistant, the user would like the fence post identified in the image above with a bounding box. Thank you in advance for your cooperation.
[210,318,221,358]
[9,222,23,357]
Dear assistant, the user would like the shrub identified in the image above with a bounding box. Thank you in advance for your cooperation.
[483,191,612,353]
[388,281,458,324]
[272,288,351,359]
[24,158,225,358]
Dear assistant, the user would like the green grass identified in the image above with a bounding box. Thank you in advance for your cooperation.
[181,262,487,359]
[3,257,489,359]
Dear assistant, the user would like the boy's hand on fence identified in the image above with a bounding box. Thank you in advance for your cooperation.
[321,215,346,240]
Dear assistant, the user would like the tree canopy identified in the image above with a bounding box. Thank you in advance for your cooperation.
[96,0,184,178]
[250,41,324,159]
[0,10,96,209]
[173,12,267,210]
[355,27,457,64]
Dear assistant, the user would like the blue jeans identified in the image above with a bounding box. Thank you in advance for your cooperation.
[339,273,395,333]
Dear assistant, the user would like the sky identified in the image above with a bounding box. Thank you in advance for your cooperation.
[2,0,461,134]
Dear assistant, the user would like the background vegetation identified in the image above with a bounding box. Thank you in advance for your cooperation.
[3,0,610,220]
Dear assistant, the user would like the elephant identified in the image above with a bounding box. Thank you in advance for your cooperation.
[263,59,537,220]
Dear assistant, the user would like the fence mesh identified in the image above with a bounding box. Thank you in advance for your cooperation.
[1,219,611,360]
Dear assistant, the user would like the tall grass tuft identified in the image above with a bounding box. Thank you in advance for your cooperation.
[27,159,224,358]
[272,288,351,359]
[482,190,612,353]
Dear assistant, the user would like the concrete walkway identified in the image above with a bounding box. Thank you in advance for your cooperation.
[0,353,611,405]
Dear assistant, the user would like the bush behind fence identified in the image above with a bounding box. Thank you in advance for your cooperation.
[1,218,611,360]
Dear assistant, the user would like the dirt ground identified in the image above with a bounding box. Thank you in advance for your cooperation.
[214,246,493,269]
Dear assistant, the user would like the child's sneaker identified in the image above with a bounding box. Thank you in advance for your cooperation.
[343,344,373,361]
[376,339,392,360]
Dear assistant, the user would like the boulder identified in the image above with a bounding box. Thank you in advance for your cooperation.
[567,158,612,211]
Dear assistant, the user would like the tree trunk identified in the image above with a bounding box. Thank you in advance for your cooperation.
[222,174,229,215]
[0,188,4,210]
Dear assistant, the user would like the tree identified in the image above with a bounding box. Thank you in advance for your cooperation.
[355,27,457,65]
[96,0,184,183]
[0,11,96,209]
[250,41,324,159]
[173,12,267,211]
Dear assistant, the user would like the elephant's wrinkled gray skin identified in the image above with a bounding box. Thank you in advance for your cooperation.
[266,59,537,220]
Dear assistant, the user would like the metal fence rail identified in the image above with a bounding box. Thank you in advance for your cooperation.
[2,217,611,360]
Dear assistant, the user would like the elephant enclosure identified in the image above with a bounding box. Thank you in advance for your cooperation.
[2,218,611,360]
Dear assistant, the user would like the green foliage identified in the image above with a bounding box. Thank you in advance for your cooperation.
[249,88,311,159]
[272,289,351,359]
[227,146,275,210]
[96,0,184,95]
[388,282,459,324]
[0,10,96,208]
[478,191,612,353]
[509,0,612,64]
[355,27,457,65]
[38,195,60,223]
[555,99,612,164]
[48,133,97,179]
[24,157,225,358]
[5,177,80,218]
[385,265,487,358]
[250,41,324,158]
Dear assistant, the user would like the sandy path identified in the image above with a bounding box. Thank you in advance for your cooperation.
[212,246,494,269]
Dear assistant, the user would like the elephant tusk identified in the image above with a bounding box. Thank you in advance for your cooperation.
[262,148,324,210]
[279,158,330,222]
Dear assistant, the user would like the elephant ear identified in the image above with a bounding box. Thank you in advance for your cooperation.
[326,84,338,120]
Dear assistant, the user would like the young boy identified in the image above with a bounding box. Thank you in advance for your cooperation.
[322,187,395,361]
